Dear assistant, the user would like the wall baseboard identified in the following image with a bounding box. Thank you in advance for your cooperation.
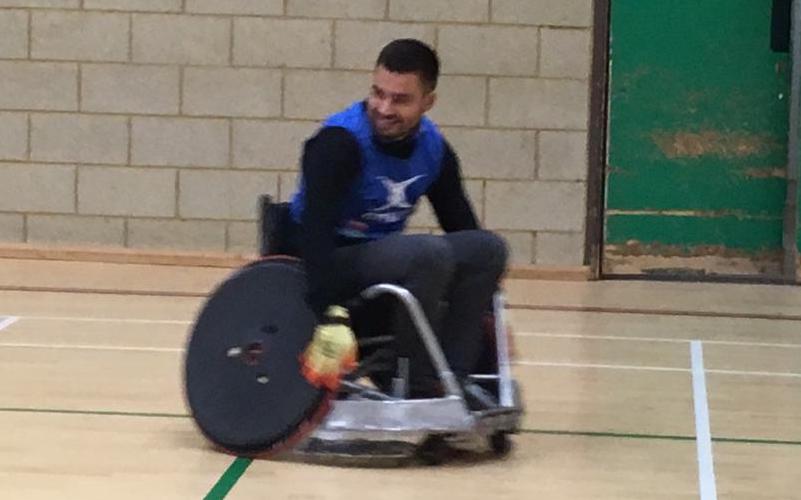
[0,244,592,281]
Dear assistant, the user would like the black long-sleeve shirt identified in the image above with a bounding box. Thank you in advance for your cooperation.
[294,125,479,315]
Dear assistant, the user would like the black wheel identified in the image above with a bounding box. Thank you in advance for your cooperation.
[489,432,513,457]
[416,436,449,466]
[184,258,330,457]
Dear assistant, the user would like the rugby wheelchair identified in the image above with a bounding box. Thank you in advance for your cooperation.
[184,196,524,465]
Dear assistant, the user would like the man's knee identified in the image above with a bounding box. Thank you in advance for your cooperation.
[411,235,456,279]
[480,231,508,273]
[461,230,508,278]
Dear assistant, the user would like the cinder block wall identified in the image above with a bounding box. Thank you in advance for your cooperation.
[0,0,592,266]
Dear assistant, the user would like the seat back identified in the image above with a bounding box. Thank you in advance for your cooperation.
[258,194,295,257]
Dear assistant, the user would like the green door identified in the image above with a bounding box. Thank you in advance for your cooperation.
[604,0,793,278]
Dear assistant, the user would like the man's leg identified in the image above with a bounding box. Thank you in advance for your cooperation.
[328,233,457,394]
[438,230,508,379]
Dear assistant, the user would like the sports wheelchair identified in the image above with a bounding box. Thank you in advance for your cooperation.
[184,196,524,465]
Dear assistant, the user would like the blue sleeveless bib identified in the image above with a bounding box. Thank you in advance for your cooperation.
[290,101,445,240]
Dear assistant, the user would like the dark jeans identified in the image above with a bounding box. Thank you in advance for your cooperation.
[327,230,508,393]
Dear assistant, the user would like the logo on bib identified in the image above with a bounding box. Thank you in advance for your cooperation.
[363,175,425,224]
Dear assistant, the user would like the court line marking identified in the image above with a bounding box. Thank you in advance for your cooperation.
[515,360,686,373]
[3,314,800,345]
[1,407,799,447]
[0,407,188,418]
[4,316,799,350]
[519,429,801,446]
[516,331,801,349]
[5,284,801,321]
[513,361,801,379]
[706,368,801,378]
[0,314,190,324]
[0,316,19,332]
[204,457,252,500]
[0,285,207,298]
[1,342,800,379]
[0,343,183,353]
[510,304,801,322]
[691,341,718,500]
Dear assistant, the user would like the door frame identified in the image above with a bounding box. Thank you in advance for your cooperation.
[584,0,611,279]
[584,0,800,284]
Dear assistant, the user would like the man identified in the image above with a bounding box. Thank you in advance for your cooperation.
[286,39,507,398]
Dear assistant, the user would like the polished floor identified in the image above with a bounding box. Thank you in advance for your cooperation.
[0,258,799,499]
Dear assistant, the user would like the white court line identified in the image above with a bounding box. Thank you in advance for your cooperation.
[0,341,799,378]
[0,343,182,353]
[705,368,801,378]
[516,331,690,343]
[516,331,801,349]
[691,341,718,500]
[0,316,19,332]
[0,314,190,325]
[513,360,801,379]
[1,340,800,379]
[513,360,686,373]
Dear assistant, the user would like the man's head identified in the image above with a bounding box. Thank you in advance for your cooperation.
[367,39,439,141]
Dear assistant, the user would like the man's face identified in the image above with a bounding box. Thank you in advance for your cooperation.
[367,65,435,141]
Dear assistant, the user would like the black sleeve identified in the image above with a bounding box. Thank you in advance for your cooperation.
[298,126,361,317]
[426,141,480,232]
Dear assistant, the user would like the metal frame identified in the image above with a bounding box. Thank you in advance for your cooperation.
[360,284,464,400]
[493,293,514,408]
[298,289,523,449]
[783,0,801,281]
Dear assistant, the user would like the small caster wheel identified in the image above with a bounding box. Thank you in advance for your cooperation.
[489,432,513,457]
[417,436,449,465]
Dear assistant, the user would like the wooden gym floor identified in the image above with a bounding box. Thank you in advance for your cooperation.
[0,258,799,499]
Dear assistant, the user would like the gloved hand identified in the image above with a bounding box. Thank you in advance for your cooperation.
[299,305,357,391]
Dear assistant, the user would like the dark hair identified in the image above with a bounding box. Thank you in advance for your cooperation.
[375,39,439,92]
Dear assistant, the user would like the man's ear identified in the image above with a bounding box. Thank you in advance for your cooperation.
[423,91,436,113]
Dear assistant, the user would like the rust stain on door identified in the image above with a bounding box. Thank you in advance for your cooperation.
[651,130,779,159]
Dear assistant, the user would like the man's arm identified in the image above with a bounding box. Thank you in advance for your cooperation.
[299,126,361,317]
[426,141,480,232]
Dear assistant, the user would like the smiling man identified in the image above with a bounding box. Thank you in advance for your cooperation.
[286,39,508,398]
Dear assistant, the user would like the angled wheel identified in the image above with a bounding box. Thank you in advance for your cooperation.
[184,257,330,457]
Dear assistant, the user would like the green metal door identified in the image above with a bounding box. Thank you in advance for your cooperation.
[604,0,793,278]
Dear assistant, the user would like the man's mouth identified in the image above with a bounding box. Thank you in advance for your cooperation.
[376,116,399,126]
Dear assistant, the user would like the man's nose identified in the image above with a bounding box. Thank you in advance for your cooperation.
[377,96,393,115]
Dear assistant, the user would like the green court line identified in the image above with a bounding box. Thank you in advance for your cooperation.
[520,428,696,442]
[204,457,252,500]
[3,407,799,448]
[520,428,801,446]
[0,407,189,419]
[0,407,250,499]
[709,436,801,446]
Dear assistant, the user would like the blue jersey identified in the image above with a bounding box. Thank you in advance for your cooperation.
[290,101,445,240]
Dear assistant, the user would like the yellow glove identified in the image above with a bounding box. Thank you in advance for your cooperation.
[300,306,357,391]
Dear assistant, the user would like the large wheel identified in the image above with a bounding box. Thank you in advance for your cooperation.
[184,258,330,457]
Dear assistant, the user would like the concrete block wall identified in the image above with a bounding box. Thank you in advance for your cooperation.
[0,0,592,265]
